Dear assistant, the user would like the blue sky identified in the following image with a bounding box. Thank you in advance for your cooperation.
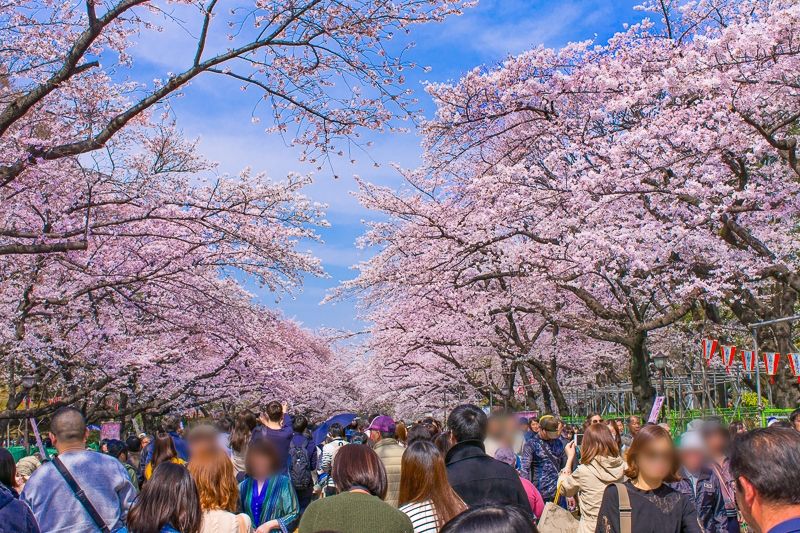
[130,0,644,332]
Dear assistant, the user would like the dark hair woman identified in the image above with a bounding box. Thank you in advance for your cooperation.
[606,419,623,453]
[145,433,186,480]
[558,423,624,533]
[128,463,201,533]
[230,410,258,476]
[0,449,38,533]
[433,431,453,456]
[238,437,298,532]
[596,425,700,533]
[0,448,21,496]
[440,505,536,533]
[299,444,413,533]
[398,440,466,532]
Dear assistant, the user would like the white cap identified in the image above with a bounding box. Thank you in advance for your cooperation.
[679,430,705,451]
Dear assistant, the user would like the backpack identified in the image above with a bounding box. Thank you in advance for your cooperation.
[288,438,313,491]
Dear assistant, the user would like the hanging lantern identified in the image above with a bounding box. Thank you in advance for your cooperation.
[720,345,736,372]
[787,353,800,384]
[741,350,757,375]
[702,338,719,367]
[763,352,780,384]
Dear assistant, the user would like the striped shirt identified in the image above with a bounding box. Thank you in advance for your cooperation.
[399,500,439,533]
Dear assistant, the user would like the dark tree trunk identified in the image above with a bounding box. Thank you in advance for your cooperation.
[629,332,656,416]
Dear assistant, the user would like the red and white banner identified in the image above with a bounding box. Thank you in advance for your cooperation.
[740,350,757,373]
[763,352,780,384]
[702,338,718,366]
[720,345,737,372]
[787,353,800,384]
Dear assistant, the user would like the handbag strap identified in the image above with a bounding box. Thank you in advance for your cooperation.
[615,482,632,533]
[52,456,111,533]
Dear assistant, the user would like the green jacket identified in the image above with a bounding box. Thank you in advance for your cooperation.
[299,491,413,533]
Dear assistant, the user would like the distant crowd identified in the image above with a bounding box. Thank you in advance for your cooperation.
[0,403,799,533]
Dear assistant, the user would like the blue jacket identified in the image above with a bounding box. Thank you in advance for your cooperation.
[0,484,39,533]
[670,467,728,533]
[521,434,566,500]
[141,431,189,470]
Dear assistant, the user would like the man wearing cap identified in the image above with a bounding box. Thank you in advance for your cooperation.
[670,431,727,533]
[521,414,567,504]
[368,415,404,507]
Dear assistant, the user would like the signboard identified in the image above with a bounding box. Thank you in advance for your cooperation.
[514,411,540,420]
[648,396,665,423]
[100,421,121,441]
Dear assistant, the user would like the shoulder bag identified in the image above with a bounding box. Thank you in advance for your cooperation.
[615,482,632,533]
[52,456,111,533]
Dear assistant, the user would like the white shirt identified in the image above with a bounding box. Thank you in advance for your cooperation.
[400,500,439,533]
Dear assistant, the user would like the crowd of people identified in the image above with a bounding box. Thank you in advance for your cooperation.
[0,403,799,533]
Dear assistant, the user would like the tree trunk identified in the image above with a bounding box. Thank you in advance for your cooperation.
[629,332,656,416]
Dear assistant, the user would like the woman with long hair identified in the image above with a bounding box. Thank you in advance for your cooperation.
[145,433,186,480]
[128,463,202,533]
[558,423,624,533]
[398,440,466,532]
[238,437,299,533]
[0,449,23,496]
[299,444,413,533]
[230,411,258,475]
[188,448,252,533]
[596,425,701,533]
[606,420,623,455]
[439,506,536,533]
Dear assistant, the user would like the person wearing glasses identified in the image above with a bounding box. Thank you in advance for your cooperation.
[595,425,701,533]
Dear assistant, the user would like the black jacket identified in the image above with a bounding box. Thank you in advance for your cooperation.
[445,440,532,519]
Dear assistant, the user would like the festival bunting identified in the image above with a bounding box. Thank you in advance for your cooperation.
[787,353,800,384]
[702,338,718,367]
[763,352,780,384]
[720,345,736,372]
[740,350,757,374]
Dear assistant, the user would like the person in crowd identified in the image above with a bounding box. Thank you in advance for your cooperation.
[562,424,576,442]
[126,435,144,474]
[596,424,700,533]
[142,415,189,466]
[521,414,567,504]
[527,417,540,439]
[585,413,603,427]
[509,417,527,456]
[434,431,453,456]
[730,427,800,533]
[217,416,233,455]
[299,443,413,533]
[620,415,642,451]
[439,505,537,533]
[728,421,747,437]
[188,448,252,533]
[145,432,187,480]
[127,462,201,533]
[557,422,624,533]
[0,448,23,496]
[495,447,544,519]
[444,404,531,518]
[701,420,739,533]
[396,421,408,446]
[398,440,467,532]
[606,419,623,454]
[14,454,41,491]
[253,401,294,474]
[670,431,727,532]
[21,407,136,532]
[615,419,625,437]
[484,414,504,458]
[0,482,39,533]
[369,415,405,507]
[187,424,222,457]
[318,422,347,497]
[789,409,800,433]
[351,431,370,445]
[289,414,317,514]
[238,437,299,533]
[231,410,258,475]
[407,423,436,445]
[107,439,139,492]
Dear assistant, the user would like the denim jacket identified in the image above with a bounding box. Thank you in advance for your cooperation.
[520,435,566,501]
[670,467,728,533]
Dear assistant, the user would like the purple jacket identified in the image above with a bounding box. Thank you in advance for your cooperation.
[252,417,294,471]
[0,484,39,533]
[669,467,728,533]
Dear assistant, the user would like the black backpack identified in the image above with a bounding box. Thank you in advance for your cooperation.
[288,438,313,491]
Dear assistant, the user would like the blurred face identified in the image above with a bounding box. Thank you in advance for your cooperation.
[704,431,726,456]
[679,449,704,474]
[629,417,641,434]
[636,437,674,481]
[616,420,624,433]
[793,417,800,432]
[141,436,151,448]
[589,415,603,425]
[250,453,274,480]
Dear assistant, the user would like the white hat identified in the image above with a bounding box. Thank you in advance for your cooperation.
[678,430,705,451]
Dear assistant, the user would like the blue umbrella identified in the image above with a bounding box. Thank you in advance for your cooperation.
[313,413,357,447]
